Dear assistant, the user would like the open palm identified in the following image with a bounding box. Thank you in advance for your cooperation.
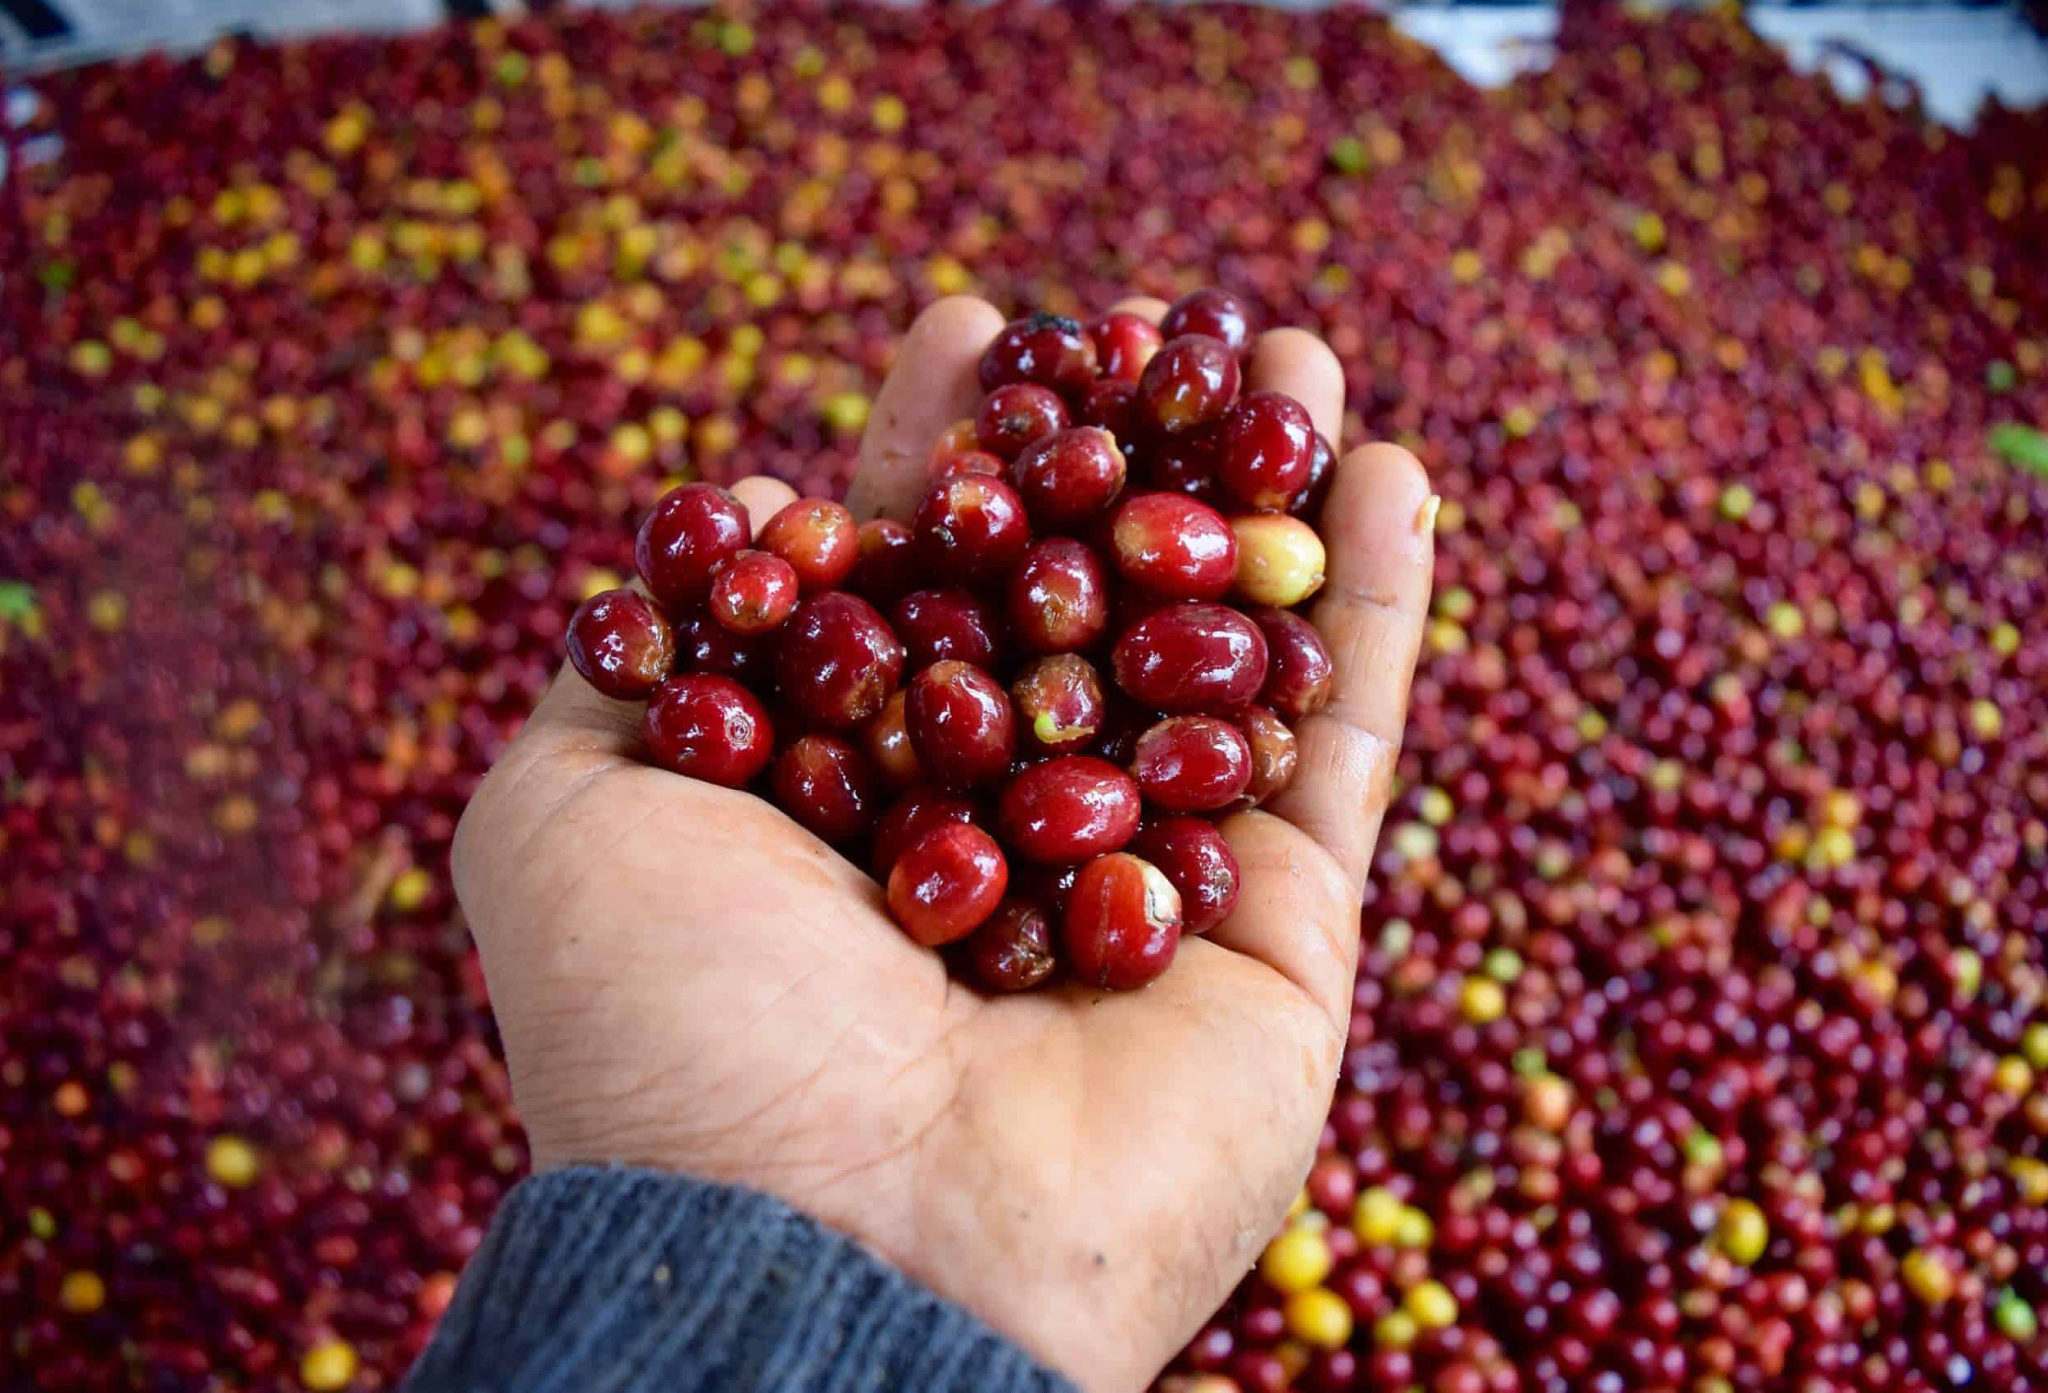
[451,296,1434,1393]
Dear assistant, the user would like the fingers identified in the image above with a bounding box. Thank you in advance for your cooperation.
[1108,295,1169,324]
[845,295,1005,523]
[730,475,798,535]
[1247,328,1345,444]
[1266,442,1435,895]
[1203,809,1364,1032]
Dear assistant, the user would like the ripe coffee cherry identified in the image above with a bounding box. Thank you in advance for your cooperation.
[1251,607,1336,719]
[1113,603,1269,712]
[566,588,675,699]
[888,823,1009,947]
[997,756,1142,863]
[1012,654,1108,753]
[1161,287,1254,354]
[758,498,859,592]
[674,608,769,681]
[1217,391,1316,511]
[1092,312,1166,384]
[643,674,774,787]
[862,691,922,791]
[1111,493,1238,600]
[771,734,878,843]
[1142,426,1223,499]
[776,593,905,728]
[912,475,1032,583]
[1011,860,1084,914]
[931,449,1008,483]
[1008,538,1110,654]
[893,588,1000,669]
[962,899,1059,993]
[870,789,977,879]
[1132,817,1242,934]
[976,383,1070,459]
[1136,334,1241,435]
[1241,706,1299,805]
[1078,379,1139,442]
[853,519,917,606]
[707,550,800,635]
[1291,431,1337,517]
[905,660,1016,786]
[1011,427,1128,528]
[979,313,1098,396]
[1065,853,1183,990]
[635,483,751,610]
[1132,716,1253,811]
[929,419,983,469]
[1232,514,1327,608]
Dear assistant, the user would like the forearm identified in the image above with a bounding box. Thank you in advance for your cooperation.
[404,1165,1080,1393]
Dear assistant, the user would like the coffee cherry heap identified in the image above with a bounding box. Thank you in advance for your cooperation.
[567,292,1338,993]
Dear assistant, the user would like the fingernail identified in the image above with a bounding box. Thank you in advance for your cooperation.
[1414,493,1441,537]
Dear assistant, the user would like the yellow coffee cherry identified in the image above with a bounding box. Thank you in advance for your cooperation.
[1231,514,1327,608]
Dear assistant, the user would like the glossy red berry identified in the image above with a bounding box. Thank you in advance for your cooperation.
[1132,817,1241,934]
[1291,430,1337,517]
[905,660,1015,786]
[1240,705,1299,805]
[1110,493,1237,600]
[1011,654,1108,754]
[566,588,675,699]
[674,608,769,681]
[643,674,774,787]
[1007,538,1110,654]
[706,550,800,635]
[979,313,1098,396]
[961,899,1059,993]
[1251,607,1335,719]
[1140,425,1223,499]
[1011,427,1128,528]
[1135,334,1240,435]
[771,734,879,843]
[1064,853,1182,990]
[1112,603,1269,713]
[892,588,1001,669]
[758,498,859,592]
[776,592,905,728]
[635,483,752,611]
[1217,391,1315,511]
[853,518,918,606]
[928,418,983,470]
[870,789,978,880]
[912,475,1032,584]
[975,383,1070,460]
[997,756,1142,863]
[887,823,1009,947]
[1131,715,1252,811]
[1091,312,1166,384]
[931,449,1008,483]
[1161,287,1254,354]
[861,691,922,791]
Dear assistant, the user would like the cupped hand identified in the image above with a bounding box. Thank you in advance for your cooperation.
[451,296,1434,1393]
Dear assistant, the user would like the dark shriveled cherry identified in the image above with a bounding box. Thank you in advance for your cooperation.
[961,899,1059,993]
[566,588,675,699]
[1250,607,1335,719]
[643,674,774,787]
[1240,705,1299,805]
[1132,817,1241,934]
[861,691,922,791]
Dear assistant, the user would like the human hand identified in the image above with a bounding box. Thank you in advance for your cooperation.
[450,296,1434,1393]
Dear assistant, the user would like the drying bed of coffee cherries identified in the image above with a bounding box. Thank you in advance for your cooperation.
[572,291,1334,986]
[2,4,2045,1390]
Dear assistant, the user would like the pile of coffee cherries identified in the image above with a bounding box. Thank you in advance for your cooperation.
[566,291,1337,992]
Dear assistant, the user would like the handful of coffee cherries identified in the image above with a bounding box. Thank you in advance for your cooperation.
[565,289,1335,993]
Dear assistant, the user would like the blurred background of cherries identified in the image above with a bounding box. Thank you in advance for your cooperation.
[2,3,2046,1390]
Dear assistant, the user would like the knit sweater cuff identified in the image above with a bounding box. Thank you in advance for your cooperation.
[403,1165,1079,1393]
